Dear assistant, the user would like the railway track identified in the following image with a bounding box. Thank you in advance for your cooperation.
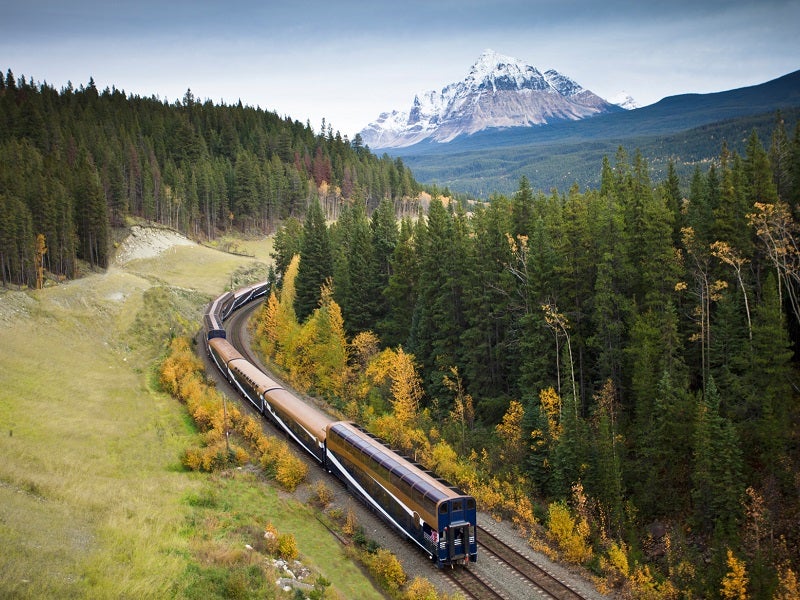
[477,526,588,600]
[442,566,505,600]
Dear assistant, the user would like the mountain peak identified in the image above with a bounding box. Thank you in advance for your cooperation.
[360,51,621,148]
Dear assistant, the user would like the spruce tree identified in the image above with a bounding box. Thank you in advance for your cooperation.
[294,198,331,322]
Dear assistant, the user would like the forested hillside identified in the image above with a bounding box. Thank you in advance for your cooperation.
[0,69,421,286]
[263,129,800,598]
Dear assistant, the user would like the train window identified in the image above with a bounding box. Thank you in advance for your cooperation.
[439,503,448,514]
[466,498,476,510]
[453,500,462,512]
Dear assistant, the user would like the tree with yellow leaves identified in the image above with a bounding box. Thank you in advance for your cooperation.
[495,399,525,466]
[389,347,424,426]
[774,562,799,600]
[287,278,348,398]
[720,549,748,600]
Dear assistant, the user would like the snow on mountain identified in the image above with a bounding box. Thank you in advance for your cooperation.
[609,90,639,110]
[360,49,622,148]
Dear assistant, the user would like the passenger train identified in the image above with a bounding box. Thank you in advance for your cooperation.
[203,280,478,567]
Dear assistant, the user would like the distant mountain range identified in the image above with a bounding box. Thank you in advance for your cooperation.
[380,66,800,196]
[360,50,626,148]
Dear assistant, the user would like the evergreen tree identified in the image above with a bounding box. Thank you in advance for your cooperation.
[340,203,377,334]
[691,377,744,540]
[380,217,418,347]
[369,196,398,327]
[294,198,331,321]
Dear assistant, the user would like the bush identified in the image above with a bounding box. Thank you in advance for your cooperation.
[277,533,299,561]
[312,480,334,507]
[404,576,439,600]
[367,548,406,591]
[546,501,592,564]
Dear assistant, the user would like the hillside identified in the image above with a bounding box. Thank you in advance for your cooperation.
[0,228,383,599]
[388,69,800,195]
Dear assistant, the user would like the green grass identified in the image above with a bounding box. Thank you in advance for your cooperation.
[0,232,382,599]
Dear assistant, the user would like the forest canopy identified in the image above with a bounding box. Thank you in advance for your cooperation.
[265,122,800,598]
[0,69,422,286]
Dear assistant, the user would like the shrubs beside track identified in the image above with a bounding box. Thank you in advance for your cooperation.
[159,336,308,490]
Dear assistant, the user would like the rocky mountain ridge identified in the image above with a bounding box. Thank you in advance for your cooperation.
[360,49,624,148]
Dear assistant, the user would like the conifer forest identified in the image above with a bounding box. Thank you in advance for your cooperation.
[3,70,800,598]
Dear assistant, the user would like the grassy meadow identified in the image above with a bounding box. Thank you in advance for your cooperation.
[0,231,383,599]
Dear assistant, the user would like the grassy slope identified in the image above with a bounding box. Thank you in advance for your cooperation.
[0,235,382,599]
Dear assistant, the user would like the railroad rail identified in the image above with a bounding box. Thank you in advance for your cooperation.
[442,566,506,600]
[477,526,588,600]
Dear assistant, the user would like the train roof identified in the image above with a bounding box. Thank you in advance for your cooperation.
[208,337,243,363]
[229,359,333,441]
[327,421,469,503]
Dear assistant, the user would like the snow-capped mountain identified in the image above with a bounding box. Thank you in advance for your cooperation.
[609,90,639,110]
[360,49,622,148]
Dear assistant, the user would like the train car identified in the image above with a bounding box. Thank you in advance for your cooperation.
[207,337,244,380]
[204,292,232,340]
[227,358,331,463]
[225,280,271,318]
[324,421,477,567]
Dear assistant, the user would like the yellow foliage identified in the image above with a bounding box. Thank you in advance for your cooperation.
[538,386,562,439]
[342,506,357,537]
[546,501,592,564]
[312,480,334,507]
[628,564,679,600]
[282,279,348,399]
[367,548,407,591]
[720,549,748,600]
[774,562,799,600]
[260,440,308,491]
[430,441,459,482]
[495,399,525,464]
[350,330,381,369]
[389,347,423,426]
[605,541,629,577]
[403,576,440,600]
[277,533,299,560]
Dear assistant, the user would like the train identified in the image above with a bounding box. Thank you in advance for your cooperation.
[202,280,478,568]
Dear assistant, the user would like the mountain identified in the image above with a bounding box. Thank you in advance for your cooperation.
[389,69,800,196]
[609,91,638,110]
[360,49,622,148]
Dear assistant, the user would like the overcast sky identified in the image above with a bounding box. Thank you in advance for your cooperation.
[3,0,799,138]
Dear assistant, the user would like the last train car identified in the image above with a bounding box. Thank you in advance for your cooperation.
[324,421,477,567]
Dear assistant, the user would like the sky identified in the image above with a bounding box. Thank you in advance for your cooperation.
[3,0,799,139]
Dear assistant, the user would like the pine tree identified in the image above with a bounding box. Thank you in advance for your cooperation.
[691,377,744,539]
[294,198,331,321]
[341,203,377,334]
[380,217,418,348]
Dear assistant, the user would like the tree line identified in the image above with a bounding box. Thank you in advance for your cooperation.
[267,120,800,598]
[0,69,422,286]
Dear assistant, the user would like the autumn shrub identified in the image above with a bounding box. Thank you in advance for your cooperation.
[403,576,440,600]
[312,480,334,507]
[277,533,299,561]
[546,501,592,564]
[366,548,406,591]
[258,439,308,491]
[628,564,679,600]
[342,506,357,537]
[774,562,799,600]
